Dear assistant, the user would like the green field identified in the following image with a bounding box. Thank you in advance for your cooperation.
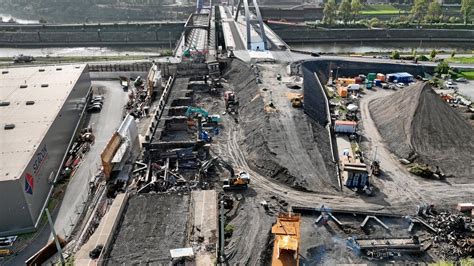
[360,4,402,15]
[460,71,474,80]
[446,56,474,64]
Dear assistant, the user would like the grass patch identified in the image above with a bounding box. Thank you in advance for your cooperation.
[460,71,474,80]
[446,56,474,64]
[360,4,402,15]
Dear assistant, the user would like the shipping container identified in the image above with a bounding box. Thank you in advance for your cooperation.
[334,120,357,134]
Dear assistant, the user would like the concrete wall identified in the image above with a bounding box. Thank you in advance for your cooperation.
[269,25,474,43]
[0,67,91,236]
[0,22,184,47]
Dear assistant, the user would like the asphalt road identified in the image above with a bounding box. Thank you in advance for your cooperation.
[54,80,128,238]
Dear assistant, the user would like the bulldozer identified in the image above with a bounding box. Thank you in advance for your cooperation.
[370,160,380,176]
[199,157,250,190]
[224,91,239,113]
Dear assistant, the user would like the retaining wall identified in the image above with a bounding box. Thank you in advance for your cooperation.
[269,25,474,43]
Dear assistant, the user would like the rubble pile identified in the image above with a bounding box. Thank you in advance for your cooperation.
[124,77,151,118]
[423,210,473,260]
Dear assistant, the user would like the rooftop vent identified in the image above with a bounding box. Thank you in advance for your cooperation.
[20,85,28,89]
[2,71,8,74]
[0,101,10,107]
[41,84,49,87]
[56,68,62,71]
[4,124,15,130]
[39,69,45,72]
[26,101,35,105]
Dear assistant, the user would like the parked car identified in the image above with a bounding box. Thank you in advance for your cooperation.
[456,77,467,83]
[87,104,102,113]
[396,83,405,88]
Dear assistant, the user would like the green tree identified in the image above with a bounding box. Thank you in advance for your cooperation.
[430,49,437,59]
[323,0,337,24]
[461,0,474,24]
[351,0,362,21]
[391,50,401,59]
[338,0,353,24]
[411,0,429,23]
[435,60,450,75]
[425,0,442,23]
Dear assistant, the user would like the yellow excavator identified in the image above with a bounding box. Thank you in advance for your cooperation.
[199,157,250,190]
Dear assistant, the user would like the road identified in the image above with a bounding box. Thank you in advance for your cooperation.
[54,80,128,238]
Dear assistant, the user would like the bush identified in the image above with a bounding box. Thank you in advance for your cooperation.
[391,50,401,59]
[224,224,234,238]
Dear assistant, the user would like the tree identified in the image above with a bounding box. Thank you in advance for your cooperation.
[351,0,362,21]
[430,49,437,59]
[338,0,353,24]
[411,0,429,23]
[435,60,450,75]
[461,0,474,24]
[425,0,442,23]
[323,0,337,24]
[391,50,401,59]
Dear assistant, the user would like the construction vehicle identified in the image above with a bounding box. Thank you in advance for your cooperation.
[185,106,221,124]
[183,45,206,63]
[271,213,301,266]
[289,94,303,108]
[224,91,239,113]
[370,160,380,176]
[13,54,34,63]
[199,157,250,190]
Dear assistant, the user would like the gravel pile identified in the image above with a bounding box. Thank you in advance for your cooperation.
[370,82,474,181]
[223,59,337,192]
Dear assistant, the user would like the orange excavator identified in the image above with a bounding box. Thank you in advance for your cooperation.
[271,213,301,266]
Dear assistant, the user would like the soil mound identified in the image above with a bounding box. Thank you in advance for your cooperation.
[223,59,338,192]
[370,82,474,181]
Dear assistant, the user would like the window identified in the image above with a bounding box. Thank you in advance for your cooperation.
[20,85,28,89]
[4,124,15,130]
[26,101,35,105]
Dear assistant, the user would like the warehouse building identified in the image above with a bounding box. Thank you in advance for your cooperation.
[0,64,91,236]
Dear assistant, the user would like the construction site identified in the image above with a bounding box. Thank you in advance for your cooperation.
[1,1,474,266]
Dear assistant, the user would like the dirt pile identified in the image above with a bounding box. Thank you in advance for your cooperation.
[222,59,338,192]
[370,82,474,181]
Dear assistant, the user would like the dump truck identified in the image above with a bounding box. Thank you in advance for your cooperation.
[271,213,301,266]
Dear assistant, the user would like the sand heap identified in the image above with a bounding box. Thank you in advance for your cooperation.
[370,82,474,181]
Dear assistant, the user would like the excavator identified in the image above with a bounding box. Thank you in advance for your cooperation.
[199,157,250,190]
[185,106,222,124]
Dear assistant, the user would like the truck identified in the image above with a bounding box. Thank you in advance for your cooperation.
[224,91,238,113]
[13,54,34,63]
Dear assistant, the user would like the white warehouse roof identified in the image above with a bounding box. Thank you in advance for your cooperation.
[0,64,87,181]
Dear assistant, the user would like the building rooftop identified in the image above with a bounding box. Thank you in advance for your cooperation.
[0,64,86,181]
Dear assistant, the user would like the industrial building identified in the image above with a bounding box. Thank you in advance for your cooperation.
[0,64,91,236]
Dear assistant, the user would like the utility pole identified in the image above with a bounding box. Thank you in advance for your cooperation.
[45,208,65,265]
